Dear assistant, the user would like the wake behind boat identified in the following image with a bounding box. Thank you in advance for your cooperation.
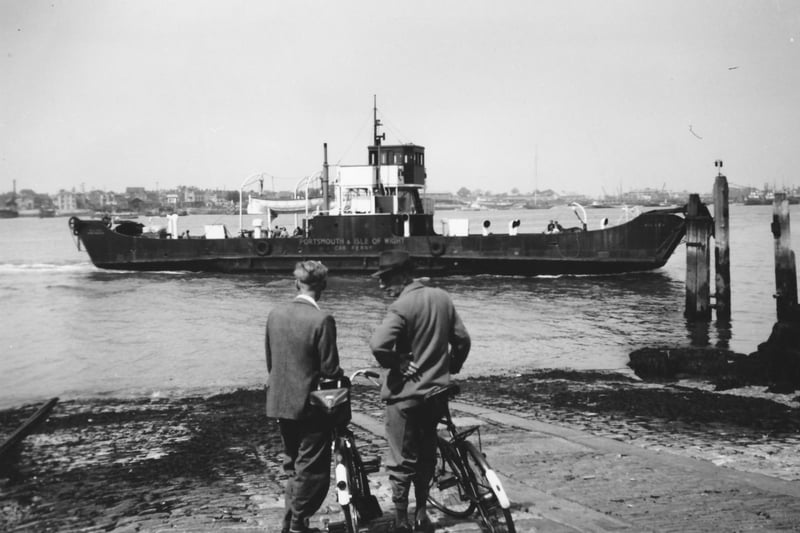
[67,102,687,276]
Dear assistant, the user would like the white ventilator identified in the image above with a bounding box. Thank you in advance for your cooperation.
[167,213,179,238]
[484,469,511,509]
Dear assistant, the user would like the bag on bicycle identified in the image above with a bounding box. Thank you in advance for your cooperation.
[308,376,351,423]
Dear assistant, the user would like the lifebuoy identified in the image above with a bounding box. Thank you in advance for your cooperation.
[430,241,445,256]
[255,241,271,256]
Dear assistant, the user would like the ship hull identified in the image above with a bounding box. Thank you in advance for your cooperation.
[69,210,685,277]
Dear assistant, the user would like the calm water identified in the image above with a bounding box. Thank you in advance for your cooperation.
[0,204,794,409]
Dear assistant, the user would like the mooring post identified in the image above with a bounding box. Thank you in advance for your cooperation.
[685,193,712,320]
[713,161,731,321]
[771,193,798,321]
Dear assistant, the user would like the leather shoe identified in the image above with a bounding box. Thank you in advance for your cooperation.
[288,528,321,533]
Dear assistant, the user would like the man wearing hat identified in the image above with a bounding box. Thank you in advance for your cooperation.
[266,260,343,533]
[369,250,471,532]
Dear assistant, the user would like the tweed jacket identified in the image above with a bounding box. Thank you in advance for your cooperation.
[265,296,342,420]
[369,281,471,404]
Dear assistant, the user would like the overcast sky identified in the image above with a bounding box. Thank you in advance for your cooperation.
[1,0,798,197]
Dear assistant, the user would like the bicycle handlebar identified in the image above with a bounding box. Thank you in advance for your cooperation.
[349,368,382,385]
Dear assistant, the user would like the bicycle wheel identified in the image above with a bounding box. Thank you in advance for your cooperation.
[427,437,475,517]
[462,442,515,533]
[335,441,360,533]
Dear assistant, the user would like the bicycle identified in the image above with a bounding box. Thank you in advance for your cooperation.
[326,369,385,533]
[426,383,515,532]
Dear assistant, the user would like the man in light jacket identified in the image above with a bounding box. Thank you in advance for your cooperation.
[369,250,471,532]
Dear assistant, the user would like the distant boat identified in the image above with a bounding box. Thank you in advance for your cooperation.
[67,99,687,277]
[744,190,771,206]
[17,205,56,217]
[478,200,515,210]
[744,189,798,205]
[523,200,553,210]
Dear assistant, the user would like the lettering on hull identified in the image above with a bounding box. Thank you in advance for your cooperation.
[300,236,404,252]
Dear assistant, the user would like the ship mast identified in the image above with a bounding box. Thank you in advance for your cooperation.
[373,95,385,186]
[373,95,385,147]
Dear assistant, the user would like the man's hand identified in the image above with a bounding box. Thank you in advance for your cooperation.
[399,359,420,381]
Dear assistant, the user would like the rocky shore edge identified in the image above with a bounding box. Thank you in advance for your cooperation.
[2,366,799,531]
[629,319,800,394]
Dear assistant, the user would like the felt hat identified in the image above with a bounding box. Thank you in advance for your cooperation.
[372,250,412,277]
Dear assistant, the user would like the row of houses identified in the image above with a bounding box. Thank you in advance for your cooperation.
[5,182,800,215]
[25,187,242,214]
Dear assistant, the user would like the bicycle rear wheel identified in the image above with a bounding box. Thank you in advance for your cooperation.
[427,437,475,517]
[463,442,515,533]
[336,441,360,533]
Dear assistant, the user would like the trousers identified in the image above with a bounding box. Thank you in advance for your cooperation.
[277,415,334,530]
[384,399,445,510]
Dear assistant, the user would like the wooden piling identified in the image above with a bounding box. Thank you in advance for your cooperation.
[771,193,798,321]
[713,170,731,321]
[685,194,712,320]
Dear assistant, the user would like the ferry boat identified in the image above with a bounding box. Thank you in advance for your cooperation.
[67,102,687,276]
